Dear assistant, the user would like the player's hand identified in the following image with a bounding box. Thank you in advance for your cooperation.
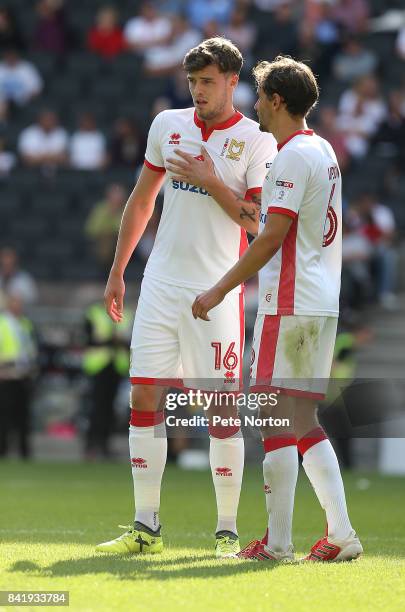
[104,270,125,323]
[192,286,226,321]
[166,146,215,189]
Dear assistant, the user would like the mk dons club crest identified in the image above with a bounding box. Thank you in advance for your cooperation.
[226,139,245,161]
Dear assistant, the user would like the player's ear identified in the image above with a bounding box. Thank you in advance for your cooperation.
[230,73,239,88]
[272,93,283,110]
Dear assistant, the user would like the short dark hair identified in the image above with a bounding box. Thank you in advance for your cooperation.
[183,37,243,75]
[253,56,319,117]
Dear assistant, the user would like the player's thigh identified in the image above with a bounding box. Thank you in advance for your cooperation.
[250,314,337,400]
[179,290,244,385]
[130,278,181,384]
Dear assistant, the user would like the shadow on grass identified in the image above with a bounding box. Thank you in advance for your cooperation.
[9,552,287,581]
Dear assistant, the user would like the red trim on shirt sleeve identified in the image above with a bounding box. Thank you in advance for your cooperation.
[267,206,298,220]
[244,187,262,201]
[144,159,166,173]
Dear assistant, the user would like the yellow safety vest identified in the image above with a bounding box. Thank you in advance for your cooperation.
[0,314,35,363]
[82,304,130,376]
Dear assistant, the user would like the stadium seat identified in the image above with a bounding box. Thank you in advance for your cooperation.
[90,78,126,102]
[30,193,72,216]
[47,76,82,101]
[29,53,58,81]
[66,53,103,79]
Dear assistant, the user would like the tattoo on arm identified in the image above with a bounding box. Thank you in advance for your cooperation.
[240,207,256,221]
[239,192,262,222]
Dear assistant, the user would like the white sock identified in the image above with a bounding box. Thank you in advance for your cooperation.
[263,445,298,552]
[209,432,244,535]
[129,422,167,532]
[302,439,353,541]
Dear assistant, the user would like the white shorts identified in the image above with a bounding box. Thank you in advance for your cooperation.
[130,277,244,391]
[249,314,338,400]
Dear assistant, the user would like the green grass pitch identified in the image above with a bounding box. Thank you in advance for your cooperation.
[1,461,405,611]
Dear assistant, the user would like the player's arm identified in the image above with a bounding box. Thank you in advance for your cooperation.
[192,212,293,320]
[104,165,165,322]
[166,147,261,236]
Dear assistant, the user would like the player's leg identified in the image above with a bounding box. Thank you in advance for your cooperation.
[96,279,181,554]
[295,398,362,561]
[239,315,298,561]
[180,289,244,557]
[292,317,362,561]
[260,394,297,556]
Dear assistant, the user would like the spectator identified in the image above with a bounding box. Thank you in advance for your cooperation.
[299,1,341,85]
[0,247,38,305]
[396,27,405,61]
[18,109,68,170]
[223,5,256,65]
[332,36,378,84]
[32,0,68,56]
[0,5,25,53]
[123,2,171,53]
[87,5,126,59]
[315,106,351,172]
[372,90,405,171]
[165,71,193,109]
[186,0,234,30]
[0,48,42,106]
[0,136,16,176]
[341,211,373,313]
[337,75,386,158]
[110,117,145,168]
[331,0,369,35]
[0,290,38,460]
[255,1,298,61]
[70,113,107,170]
[356,192,398,309]
[82,300,131,459]
[144,14,200,77]
[0,97,8,128]
[85,183,127,271]
[136,208,160,263]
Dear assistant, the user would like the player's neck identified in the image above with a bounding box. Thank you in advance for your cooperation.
[201,105,238,130]
[274,119,308,147]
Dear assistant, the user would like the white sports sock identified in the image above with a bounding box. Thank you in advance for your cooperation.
[302,439,353,541]
[263,444,298,552]
[129,422,167,531]
[209,432,244,535]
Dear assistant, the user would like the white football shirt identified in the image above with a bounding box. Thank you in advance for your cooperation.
[258,129,342,317]
[143,107,277,291]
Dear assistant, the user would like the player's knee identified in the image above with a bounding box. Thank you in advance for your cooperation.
[130,384,163,412]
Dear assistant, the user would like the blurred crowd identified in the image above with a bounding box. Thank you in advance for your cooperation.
[1,0,405,458]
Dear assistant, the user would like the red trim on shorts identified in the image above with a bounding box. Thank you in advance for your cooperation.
[239,291,245,383]
[256,315,281,386]
[263,434,297,453]
[130,376,184,389]
[249,384,325,401]
[208,423,241,439]
[245,187,262,201]
[194,109,243,142]
[239,227,248,258]
[144,159,166,173]
[297,426,328,455]
[130,408,165,427]
[277,216,298,315]
[267,206,298,220]
[277,129,314,151]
